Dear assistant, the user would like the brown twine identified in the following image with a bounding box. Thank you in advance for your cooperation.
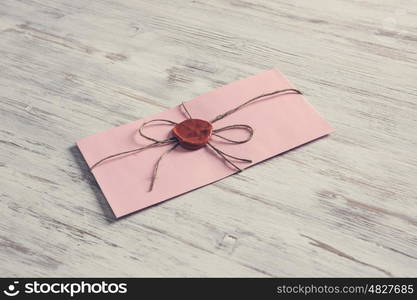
[90,88,302,191]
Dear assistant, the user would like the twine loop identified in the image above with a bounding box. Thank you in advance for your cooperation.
[90,88,302,191]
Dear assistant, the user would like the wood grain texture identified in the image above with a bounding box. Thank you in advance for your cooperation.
[0,0,416,277]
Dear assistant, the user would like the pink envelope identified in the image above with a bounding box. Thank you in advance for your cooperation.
[77,69,333,218]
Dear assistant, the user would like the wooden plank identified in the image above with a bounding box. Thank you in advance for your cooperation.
[0,0,416,276]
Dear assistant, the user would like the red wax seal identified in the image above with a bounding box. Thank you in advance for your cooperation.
[172,119,213,150]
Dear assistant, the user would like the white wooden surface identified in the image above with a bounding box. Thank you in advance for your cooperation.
[1,0,417,277]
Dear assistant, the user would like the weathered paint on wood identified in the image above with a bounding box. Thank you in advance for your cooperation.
[0,0,416,276]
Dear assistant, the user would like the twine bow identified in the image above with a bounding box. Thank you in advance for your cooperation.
[90,88,302,191]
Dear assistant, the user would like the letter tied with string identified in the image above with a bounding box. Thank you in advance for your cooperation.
[90,89,302,192]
